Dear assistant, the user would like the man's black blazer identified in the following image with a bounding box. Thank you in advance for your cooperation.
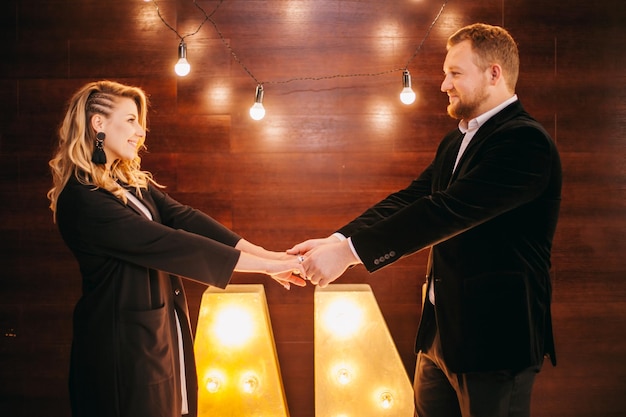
[338,100,561,373]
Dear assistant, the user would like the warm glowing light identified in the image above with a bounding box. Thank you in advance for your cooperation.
[400,87,416,105]
[195,285,289,416]
[285,2,313,20]
[205,83,232,112]
[212,306,254,347]
[249,84,266,120]
[379,391,394,409]
[367,105,395,134]
[330,362,357,387]
[336,368,351,385]
[241,374,259,393]
[205,374,223,393]
[315,285,414,416]
[249,102,265,120]
[323,298,363,338]
[175,41,191,76]
[400,70,416,105]
[175,58,191,76]
[374,21,403,50]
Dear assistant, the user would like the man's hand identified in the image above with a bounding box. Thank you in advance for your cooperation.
[286,235,341,256]
[298,239,360,287]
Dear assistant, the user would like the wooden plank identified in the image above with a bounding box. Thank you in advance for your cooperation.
[1,0,626,416]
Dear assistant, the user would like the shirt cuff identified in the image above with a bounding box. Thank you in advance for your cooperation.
[347,237,363,264]
[333,233,362,264]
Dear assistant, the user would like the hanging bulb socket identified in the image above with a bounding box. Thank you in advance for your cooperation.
[400,69,416,105]
[175,41,191,77]
[249,84,266,120]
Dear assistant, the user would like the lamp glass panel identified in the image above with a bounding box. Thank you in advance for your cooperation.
[195,284,289,416]
[315,284,414,416]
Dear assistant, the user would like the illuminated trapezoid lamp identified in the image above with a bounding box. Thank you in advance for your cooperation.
[315,284,414,417]
[194,284,289,417]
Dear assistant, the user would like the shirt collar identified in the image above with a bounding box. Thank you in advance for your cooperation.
[458,94,518,133]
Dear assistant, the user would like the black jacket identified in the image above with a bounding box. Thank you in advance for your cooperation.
[57,177,241,417]
[338,100,561,373]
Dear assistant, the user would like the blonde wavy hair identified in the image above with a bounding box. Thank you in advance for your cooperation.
[47,80,161,222]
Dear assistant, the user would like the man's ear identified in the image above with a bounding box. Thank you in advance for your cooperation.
[489,64,502,83]
[90,114,104,132]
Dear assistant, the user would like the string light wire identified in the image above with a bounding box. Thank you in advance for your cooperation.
[149,0,448,86]
[151,0,224,42]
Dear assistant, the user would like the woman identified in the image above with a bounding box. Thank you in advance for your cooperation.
[47,80,306,417]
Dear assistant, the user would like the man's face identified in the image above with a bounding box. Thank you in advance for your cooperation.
[440,40,491,120]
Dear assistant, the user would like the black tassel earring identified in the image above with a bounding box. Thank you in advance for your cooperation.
[91,132,107,164]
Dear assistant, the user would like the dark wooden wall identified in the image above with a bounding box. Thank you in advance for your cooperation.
[1,1,624,416]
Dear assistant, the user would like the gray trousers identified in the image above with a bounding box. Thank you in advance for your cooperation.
[413,325,541,417]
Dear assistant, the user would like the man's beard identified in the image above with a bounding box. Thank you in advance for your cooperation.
[447,101,471,120]
[446,86,488,120]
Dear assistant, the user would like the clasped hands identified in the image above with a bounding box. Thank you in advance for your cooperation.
[270,235,360,290]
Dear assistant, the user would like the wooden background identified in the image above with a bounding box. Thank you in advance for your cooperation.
[1,0,625,416]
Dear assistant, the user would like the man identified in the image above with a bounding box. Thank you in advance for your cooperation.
[289,23,561,417]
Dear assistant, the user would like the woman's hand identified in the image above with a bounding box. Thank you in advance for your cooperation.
[266,256,308,290]
[236,239,296,260]
[234,246,307,290]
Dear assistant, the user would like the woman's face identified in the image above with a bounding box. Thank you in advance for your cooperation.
[97,97,145,168]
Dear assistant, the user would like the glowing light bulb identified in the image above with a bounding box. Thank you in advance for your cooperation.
[400,87,416,105]
[336,368,351,385]
[205,376,221,393]
[379,392,394,409]
[175,41,191,76]
[241,374,259,393]
[213,306,254,347]
[249,103,265,120]
[249,84,266,120]
[323,298,363,338]
[399,70,416,105]
[175,58,190,76]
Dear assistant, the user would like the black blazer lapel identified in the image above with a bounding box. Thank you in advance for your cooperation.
[449,100,526,184]
[123,186,161,223]
[136,188,161,222]
[438,130,465,189]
